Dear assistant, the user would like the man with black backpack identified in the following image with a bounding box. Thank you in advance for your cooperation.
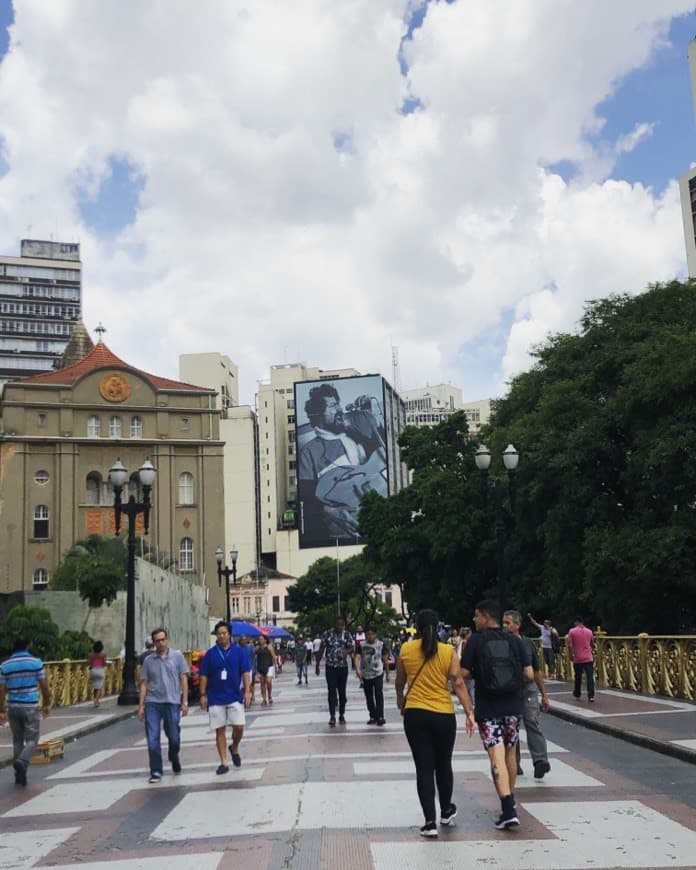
[460,599,533,830]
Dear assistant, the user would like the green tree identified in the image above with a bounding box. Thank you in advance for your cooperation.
[286,553,399,637]
[488,279,696,633]
[54,630,94,660]
[359,411,497,627]
[52,535,126,592]
[0,605,61,660]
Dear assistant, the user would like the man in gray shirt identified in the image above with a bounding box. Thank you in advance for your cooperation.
[138,627,189,783]
[354,627,390,726]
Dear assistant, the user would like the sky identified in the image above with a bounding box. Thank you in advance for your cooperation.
[0,0,694,405]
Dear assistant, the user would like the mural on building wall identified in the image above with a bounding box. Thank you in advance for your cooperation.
[295,374,389,549]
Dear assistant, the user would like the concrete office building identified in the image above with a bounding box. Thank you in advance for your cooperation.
[403,384,491,434]
[0,332,227,616]
[0,239,82,383]
[679,38,696,278]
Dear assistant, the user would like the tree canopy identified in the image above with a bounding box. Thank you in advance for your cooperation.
[360,280,696,634]
[285,552,400,638]
[52,534,126,609]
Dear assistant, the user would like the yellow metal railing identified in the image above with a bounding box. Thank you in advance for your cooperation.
[43,658,123,707]
[547,635,696,701]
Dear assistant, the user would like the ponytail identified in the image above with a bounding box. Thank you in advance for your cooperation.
[415,609,440,659]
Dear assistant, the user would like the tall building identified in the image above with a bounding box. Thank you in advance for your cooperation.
[680,38,696,278]
[402,384,491,434]
[0,239,82,382]
[0,335,226,616]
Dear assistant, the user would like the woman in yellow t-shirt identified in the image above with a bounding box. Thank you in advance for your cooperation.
[395,609,475,838]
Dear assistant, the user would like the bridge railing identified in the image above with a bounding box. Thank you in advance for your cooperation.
[551,635,696,701]
[43,658,123,707]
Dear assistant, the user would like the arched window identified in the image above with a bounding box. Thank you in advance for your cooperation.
[33,568,49,589]
[128,472,142,502]
[86,472,102,505]
[87,415,101,437]
[178,472,194,505]
[109,416,122,438]
[130,416,143,438]
[33,505,49,539]
[179,537,194,572]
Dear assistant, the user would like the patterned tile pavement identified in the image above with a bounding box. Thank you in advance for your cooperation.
[1,670,696,868]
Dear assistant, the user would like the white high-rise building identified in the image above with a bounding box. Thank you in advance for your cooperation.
[402,384,491,434]
[679,38,696,278]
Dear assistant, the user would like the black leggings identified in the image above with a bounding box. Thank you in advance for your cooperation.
[325,666,348,717]
[403,708,457,822]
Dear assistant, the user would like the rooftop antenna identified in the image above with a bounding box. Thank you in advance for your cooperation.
[391,345,402,394]
[95,322,107,342]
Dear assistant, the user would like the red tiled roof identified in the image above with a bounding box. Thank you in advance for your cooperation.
[19,342,211,392]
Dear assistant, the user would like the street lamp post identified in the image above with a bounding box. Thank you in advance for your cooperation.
[109,457,157,706]
[215,546,238,623]
[475,444,519,619]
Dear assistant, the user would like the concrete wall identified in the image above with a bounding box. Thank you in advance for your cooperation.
[26,557,208,655]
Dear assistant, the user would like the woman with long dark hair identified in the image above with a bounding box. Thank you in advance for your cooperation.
[87,641,107,707]
[395,609,475,837]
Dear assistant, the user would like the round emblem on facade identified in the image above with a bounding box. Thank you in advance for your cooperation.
[99,373,131,403]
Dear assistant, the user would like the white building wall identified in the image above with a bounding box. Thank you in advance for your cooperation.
[220,407,258,579]
[679,167,696,279]
[179,353,239,411]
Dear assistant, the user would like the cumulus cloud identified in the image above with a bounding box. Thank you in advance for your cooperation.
[0,0,690,403]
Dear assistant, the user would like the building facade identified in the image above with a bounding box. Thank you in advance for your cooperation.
[0,336,227,617]
[0,239,82,383]
[402,384,491,434]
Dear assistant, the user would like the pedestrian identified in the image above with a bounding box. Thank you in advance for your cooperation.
[395,609,475,838]
[315,615,354,727]
[502,610,551,780]
[199,621,252,774]
[567,616,595,701]
[0,636,51,786]
[238,636,256,704]
[135,638,155,684]
[527,613,560,678]
[354,626,390,725]
[460,599,533,830]
[304,636,313,666]
[137,627,189,783]
[87,640,107,707]
[457,627,475,708]
[256,634,279,705]
[295,638,309,685]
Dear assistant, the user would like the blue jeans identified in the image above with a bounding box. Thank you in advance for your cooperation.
[573,662,595,699]
[144,702,181,775]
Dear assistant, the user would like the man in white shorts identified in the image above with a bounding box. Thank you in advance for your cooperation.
[199,621,252,775]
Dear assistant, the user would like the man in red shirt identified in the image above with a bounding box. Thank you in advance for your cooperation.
[567,618,595,701]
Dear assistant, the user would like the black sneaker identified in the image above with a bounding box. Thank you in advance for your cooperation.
[338,714,346,724]
[367,718,377,725]
[172,760,182,774]
[216,764,229,775]
[517,765,524,775]
[533,760,551,779]
[494,811,520,830]
[329,717,336,727]
[13,761,26,787]
[376,718,386,726]
[419,822,438,838]
[148,773,162,784]
[231,753,242,768]
[440,804,457,826]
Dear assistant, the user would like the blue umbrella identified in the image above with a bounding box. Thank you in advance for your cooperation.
[263,625,292,639]
[229,620,262,637]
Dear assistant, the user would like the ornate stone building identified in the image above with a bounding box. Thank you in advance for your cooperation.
[0,333,227,617]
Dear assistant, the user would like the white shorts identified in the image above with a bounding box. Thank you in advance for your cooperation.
[208,702,245,730]
[260,666,275,679]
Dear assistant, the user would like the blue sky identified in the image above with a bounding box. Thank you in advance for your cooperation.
[0,2,692,400]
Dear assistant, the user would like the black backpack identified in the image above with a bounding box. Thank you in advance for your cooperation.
[476,629,523,696]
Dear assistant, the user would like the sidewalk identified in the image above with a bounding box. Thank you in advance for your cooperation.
[545,679,696,765]
[0,695,133,768]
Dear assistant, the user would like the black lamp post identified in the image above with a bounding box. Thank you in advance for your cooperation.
[216,545,238,623]
[475,444,519,620]
[109,457,157,706]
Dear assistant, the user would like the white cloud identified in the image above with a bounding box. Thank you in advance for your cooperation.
[0,0,690,404]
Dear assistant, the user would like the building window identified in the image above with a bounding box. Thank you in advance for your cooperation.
[86,472,101,505]
[284,595,291,611]
[289,475,296,486]
[288,431,295,443]
[130,416,143,438]
[287,399,295,409]
[288,415,295,424]
[178,472,194,505]
[179,537,194,572]
[32,568,49,589]
[38,413,46,427]
[87,415,101,437]
[231,597,240,615]
[244,596,251,613]
[385,590,393,607]
[180,417,190,431]
[33,505,49,539]
[288,445,294,455]
[255,595,262,612]
[272,595,280,612]
[128,472,142,501]
[289,461,296,470]
[109,416,121,438]
[34,470,49,485]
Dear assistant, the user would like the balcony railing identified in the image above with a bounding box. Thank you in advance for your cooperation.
[551,635,696,701]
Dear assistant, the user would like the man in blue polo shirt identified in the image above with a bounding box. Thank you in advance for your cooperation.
[0,636,51,786]
[199,621,252,774]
